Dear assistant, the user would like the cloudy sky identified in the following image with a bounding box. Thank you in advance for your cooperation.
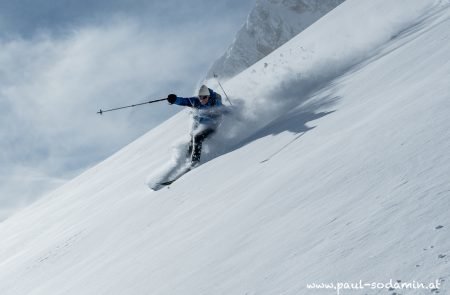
[0,0,255,221]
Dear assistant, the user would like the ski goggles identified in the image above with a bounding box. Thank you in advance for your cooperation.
[199,95,210,100]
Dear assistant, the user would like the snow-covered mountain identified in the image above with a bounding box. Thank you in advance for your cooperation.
[206,0,344,80]
[1,0,450,294]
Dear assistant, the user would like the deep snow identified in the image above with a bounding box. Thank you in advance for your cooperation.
[0,0,449,294]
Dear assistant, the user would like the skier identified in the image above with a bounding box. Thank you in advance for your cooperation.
[167,85,224,166]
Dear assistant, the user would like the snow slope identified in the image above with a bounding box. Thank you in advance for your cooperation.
[1,0,450,294]
[206,0,344,80]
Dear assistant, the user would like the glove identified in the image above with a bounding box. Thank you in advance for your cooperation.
[167,94,177,104]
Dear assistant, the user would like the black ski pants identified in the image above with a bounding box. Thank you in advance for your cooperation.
[187,128,215,164]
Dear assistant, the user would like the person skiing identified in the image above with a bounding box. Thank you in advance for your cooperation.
[167,85,224,166]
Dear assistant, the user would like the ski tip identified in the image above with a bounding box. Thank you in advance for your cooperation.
[149,184,166,191]
[149,180,174,191]
[148,165,195,192]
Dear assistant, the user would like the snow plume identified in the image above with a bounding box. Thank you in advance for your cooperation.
[203,53,353,157]
[146,136,191,187]
[199,65,341,167]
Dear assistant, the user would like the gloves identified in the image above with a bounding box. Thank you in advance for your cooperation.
[167,94,177,104]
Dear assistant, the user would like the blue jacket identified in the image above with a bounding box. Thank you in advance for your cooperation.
[172,88,224,127]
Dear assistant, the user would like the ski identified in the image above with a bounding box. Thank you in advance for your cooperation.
[159,168,191,186]
[150,166,192,190]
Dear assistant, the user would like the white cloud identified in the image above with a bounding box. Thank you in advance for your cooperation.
[0,15,242,220]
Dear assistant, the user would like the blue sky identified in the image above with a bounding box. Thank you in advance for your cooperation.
[0,0,255,220]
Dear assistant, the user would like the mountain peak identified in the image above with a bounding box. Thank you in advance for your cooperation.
[206,0,344,80]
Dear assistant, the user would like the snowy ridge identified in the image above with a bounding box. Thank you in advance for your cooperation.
[0,0,450,294]
[206,0,344,80]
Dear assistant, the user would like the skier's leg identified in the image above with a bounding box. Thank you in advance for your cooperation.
[191,128,215,164]
[187,121,199,161]
[186,136,194,159]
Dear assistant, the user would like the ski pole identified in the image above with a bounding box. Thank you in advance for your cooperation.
[213,73,233,106]
[97,98,166,115]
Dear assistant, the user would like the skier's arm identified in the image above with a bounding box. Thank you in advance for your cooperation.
[215,93,223,107]
[167,94,197,107]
